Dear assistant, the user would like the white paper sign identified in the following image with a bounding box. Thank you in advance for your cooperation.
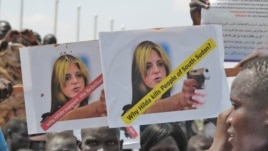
[99,25,229,128]
[202,0,268,61]
[20,40,108,134]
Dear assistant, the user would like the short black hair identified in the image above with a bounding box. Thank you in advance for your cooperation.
[43,34,57,45]
[4,118,27,138]
[240,56,268,107]
[141,123,187,151]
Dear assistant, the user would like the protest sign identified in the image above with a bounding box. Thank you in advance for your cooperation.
[20,40,108,134]
[99,25,229,127]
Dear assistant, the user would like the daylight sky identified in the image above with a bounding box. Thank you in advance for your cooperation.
[0,0,192,43]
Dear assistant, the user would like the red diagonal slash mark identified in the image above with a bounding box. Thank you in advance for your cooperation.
[41,74,103,131]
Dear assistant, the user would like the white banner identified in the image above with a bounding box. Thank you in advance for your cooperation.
[202,0,268,61]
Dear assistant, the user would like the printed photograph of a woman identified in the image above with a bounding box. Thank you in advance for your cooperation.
[122,40,206,115]
[41,54,106,122]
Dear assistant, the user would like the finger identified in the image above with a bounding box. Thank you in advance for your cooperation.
[184,79,198,87]
[194,89,206,96]
[218,107,233,122]
[184,90,196,102]
[101,113,107,117]
[183,89,196,101]
[191,103,204,108]
[192,95,206,104]
[182,86,195,94]
[99,89,105,102]
[184,106,196,110]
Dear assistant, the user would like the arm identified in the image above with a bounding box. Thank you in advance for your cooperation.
[189,0,210,25]
[207,108,233,151]
[60,90,107,120]
[60,101,106,120]
[144,79,204,113]
[224,50,267,77]
[144,93,186,113]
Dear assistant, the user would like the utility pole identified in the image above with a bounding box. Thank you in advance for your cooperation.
[19,0,24,30]
[54,0,59,36]
[93,14,98,40]
[76,4,81,41]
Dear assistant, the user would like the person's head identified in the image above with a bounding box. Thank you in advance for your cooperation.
[29,133,47,151]
[227,56,268,151]
[4,118,30,151]
[187,134,213,151]
[33,31,42,44]
[4,29,39,46]
[141,123,187,151]
[131,41,171,104]
[43,34,57,45]
[50,54,89,114]
[45,131,80,151]
[0,20,11,39]
[81,126,123,151]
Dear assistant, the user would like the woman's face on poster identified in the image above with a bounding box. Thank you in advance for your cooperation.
[62,63,85,98]
[143,50,167,88]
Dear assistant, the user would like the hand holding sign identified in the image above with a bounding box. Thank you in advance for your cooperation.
[99,25,227,127]
[170,76,207,110]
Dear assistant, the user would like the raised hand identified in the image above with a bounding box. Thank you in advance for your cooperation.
[180,79,206,109]
[207,108,233,151]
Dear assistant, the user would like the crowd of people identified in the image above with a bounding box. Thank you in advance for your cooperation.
[1,0,268,150]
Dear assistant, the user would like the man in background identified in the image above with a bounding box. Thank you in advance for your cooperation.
[81,126,123,151]
[0,20,11,39]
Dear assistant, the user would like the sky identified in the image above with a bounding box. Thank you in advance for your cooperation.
[0,0,192,43]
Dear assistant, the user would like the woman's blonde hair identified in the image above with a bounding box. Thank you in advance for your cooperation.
[50,54,90,114]
[131,41,171,105]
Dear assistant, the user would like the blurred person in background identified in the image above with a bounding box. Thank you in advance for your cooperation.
[46,131,81,151]
[0,20,11,40]
[4,117,30,151]
[43,33,57,45]
[187,134,213,151]
[33,31,42,45]
[141,123,187,151]
[29,133,47,151]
